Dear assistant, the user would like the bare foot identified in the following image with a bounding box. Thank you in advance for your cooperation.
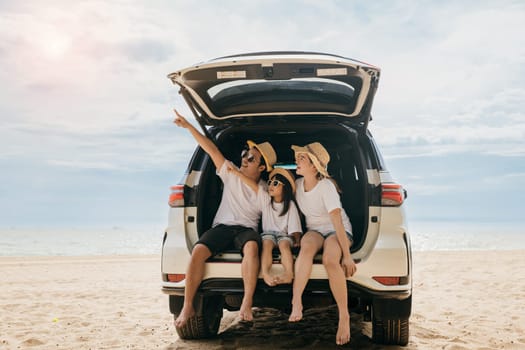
[239,299,253,322]
[288,302,303,322]
[273,272,293,285]
[335,314,351,345]
[174,305,195,328]
[262,272,276,287]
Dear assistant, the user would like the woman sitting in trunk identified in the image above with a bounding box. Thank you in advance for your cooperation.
[289,142,357,346]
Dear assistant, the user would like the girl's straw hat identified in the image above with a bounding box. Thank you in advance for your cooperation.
[291,142,330,178]
[269,168,296,193]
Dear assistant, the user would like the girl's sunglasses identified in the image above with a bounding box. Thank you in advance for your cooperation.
[241,149,256,163]
[267,179,284,187]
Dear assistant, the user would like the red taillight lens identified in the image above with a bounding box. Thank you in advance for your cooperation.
[167,274,186,282]
[373,276,401,285]
[168,185,184,207]
[381,183,405,206]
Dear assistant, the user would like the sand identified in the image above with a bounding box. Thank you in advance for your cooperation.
[1,251,524,349]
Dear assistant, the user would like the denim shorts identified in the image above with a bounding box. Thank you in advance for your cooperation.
[261,231,294,246]
[315,230,353,244]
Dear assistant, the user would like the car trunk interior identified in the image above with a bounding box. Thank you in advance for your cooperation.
[195,120,368,255]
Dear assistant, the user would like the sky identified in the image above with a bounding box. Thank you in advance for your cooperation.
[0,0,524,229]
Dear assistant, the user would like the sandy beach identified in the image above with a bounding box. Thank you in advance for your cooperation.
[1,251,524,349]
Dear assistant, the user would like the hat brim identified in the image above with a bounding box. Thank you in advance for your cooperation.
[247,140,273,172]
[291,145,329,178]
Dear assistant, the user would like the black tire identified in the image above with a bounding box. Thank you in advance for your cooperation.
[371,317,409,346]
[175,295,224,339]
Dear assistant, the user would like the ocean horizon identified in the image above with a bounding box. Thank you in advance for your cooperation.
[0,220,524,257]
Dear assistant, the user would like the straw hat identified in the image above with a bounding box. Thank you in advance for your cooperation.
[269,168,296,193]
[291,142,330,178]
[247,140,276,172]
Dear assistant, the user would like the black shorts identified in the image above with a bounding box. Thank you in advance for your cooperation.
[195,224,261,256]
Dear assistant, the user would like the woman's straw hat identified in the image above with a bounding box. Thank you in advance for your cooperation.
[291,142,330,178]
[247,140,276,172]
[269,168,296,193]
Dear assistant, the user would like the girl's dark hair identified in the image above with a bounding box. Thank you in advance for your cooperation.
[271,173,294,216]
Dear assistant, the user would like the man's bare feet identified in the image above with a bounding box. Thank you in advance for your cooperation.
[239,299,254,322]
[273,271,293,285]
[262,272,276,287]
[335,314,351,345]
[174,305,195,328]
[288,302,303,322]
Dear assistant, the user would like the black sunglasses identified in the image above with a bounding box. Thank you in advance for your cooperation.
[267,179,284,187]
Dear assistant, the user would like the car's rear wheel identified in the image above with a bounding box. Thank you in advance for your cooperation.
[371,317,409,346]
[174,295,224,339]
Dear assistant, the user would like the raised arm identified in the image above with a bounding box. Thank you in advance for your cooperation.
[173,109,225,170]
[226,162,259,193]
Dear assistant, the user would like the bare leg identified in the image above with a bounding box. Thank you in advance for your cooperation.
[239,241,260,321]
[289,232,323,322]
[174,244,211,328]
[274,240,293,285]
[261,240,277,286]
[323,236,350,345]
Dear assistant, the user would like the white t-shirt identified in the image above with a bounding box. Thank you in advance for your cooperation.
[212,161,265,231]
[295,177,352,235]
[257,190,302,236]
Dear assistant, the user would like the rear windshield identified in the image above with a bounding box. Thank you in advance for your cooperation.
[209,78,354,100]
[205,77,361,117]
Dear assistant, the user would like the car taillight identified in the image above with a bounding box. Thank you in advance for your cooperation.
[167,274,186,282]
[381,183,405,206]
[168,185,184,207]
[373,276,401,285]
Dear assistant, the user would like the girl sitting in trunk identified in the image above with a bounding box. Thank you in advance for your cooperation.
[289,142,356,346]
[228,162,302,286]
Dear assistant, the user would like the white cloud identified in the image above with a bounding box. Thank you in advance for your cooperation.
[1,1,524,199]
[0,118,197,171]
[482,172,525,185]
[370,83,525,157]
[4,3,524,167]
[372,3,525,128]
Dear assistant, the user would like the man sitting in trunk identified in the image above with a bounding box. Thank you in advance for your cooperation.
[172,109,277,326]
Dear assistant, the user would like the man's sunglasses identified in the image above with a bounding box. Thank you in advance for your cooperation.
[241,149,256,163]
[267,179,284,187]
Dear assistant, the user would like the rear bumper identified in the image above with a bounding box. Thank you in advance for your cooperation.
[163,277,412,320]
[162,277,411,300]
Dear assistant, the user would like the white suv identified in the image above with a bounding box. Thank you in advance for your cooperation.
[161,52,412,345]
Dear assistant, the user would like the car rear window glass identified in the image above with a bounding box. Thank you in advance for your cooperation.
[205,78,359,116]
[208,78,354,100]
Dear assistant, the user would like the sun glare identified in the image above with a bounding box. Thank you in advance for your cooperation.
[39,29,71,59]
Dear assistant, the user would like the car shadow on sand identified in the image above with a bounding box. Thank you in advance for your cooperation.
[165,306,399,349]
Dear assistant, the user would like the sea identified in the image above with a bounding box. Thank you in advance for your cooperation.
[0,220,524,256]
